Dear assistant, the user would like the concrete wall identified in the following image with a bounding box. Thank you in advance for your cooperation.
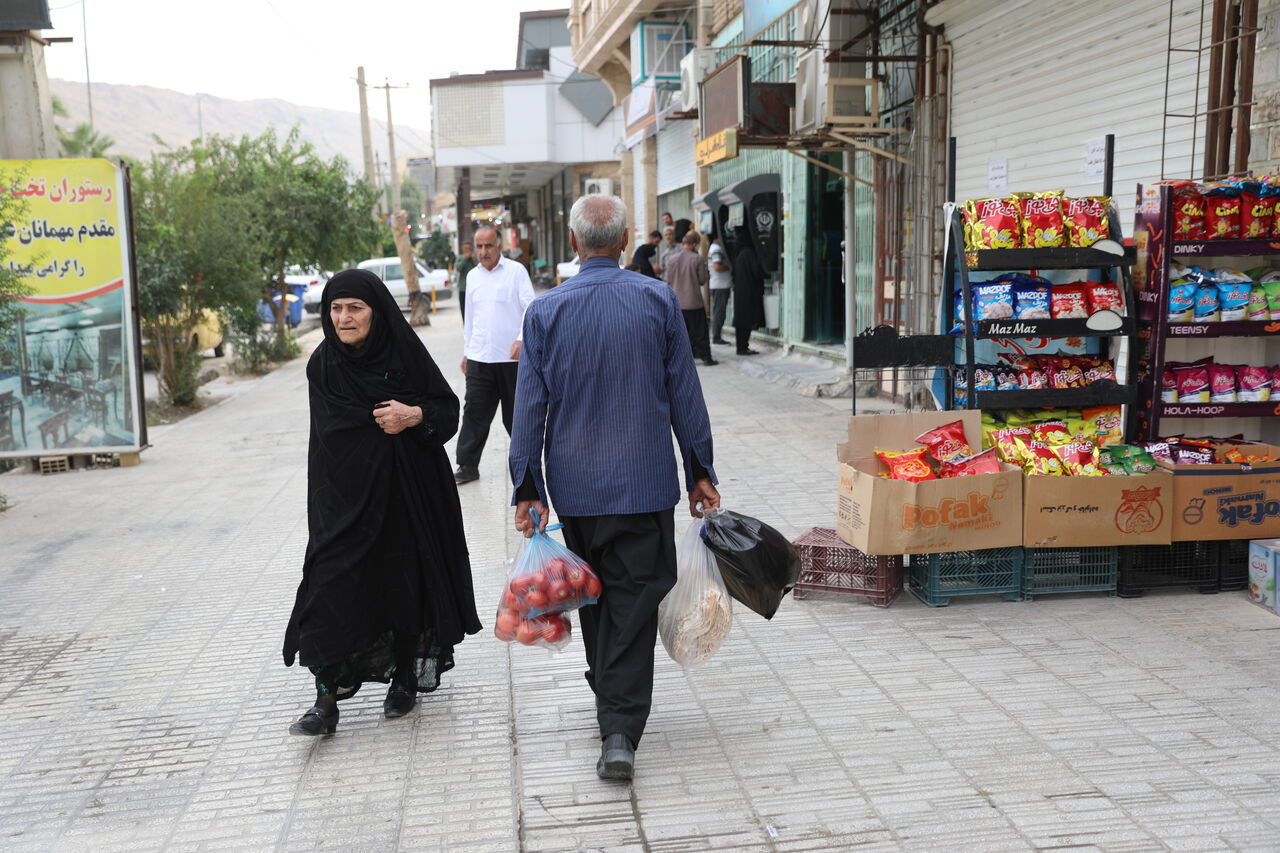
[1253,0,1280,173]
[0,37,57,159]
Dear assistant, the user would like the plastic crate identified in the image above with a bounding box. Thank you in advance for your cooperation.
[792,528,902,607]
[1021,546,1118,600]
[1118,541,1218,597]
[37,456,70,475]
[907,547,1023,607]
[1216,539,1249,592]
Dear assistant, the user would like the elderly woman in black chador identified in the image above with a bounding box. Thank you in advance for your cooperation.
[283,268,481,735]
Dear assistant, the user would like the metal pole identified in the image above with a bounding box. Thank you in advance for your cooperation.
[385,80,401,213]
[1234,0,1259,173]
[81,0,93,129]
[357,67,376,189]
[1103,133,1115,198]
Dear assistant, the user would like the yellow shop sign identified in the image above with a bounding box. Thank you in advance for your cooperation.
[696,129,738,168]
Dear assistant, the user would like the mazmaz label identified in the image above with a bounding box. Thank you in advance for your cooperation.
[984,322,1040,335]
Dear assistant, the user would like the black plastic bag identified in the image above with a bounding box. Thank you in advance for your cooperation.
[699,508,800,620]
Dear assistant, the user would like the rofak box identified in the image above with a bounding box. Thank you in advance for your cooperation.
[1158,445,1280,542]
[1022,469,1173,547]
[835,411,1023,555]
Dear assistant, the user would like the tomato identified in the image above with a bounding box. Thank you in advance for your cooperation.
[515,620,542,645]
[540,616,567,644]
[525,588,549,610]
[513,594,531,615]
[510,573,534,591]
[584,575,603,599]
[565,565,587,590]
[548,579,572,601]
[495,608,521,639]
[501,589,519,610]
[529,570,548,589]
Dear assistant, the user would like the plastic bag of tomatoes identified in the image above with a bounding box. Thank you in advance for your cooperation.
[493,509,603,651]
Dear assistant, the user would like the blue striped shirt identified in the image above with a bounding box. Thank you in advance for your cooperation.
[508,256,717,516]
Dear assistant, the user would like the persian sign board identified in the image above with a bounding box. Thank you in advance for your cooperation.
[0,159,145,459]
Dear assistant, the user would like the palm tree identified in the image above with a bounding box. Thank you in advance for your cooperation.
[51,96,115,157]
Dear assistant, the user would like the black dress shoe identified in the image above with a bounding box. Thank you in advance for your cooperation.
[596,733,635,781]
[712,338,729,345]
[737,349,760,356]
[701,358,718,366]
[453,465,479,484]
[289,704,338,736]
[384,683,417,719]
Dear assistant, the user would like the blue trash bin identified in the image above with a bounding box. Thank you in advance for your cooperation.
[261,284,306,326]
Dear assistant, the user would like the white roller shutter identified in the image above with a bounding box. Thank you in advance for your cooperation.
[655,120,696,196]
[930,0,1205,228]
[633,144,648,233]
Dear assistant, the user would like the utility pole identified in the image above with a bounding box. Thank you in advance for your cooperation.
[196,93,203,138]
[82,0,93,129]
[356,67,376,193]
[383,79,401,213]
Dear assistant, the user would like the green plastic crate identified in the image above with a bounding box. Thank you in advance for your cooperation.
[907,547,1023,607]
[1021,546,1118,600]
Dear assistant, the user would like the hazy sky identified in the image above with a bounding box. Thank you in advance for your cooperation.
[43,0,558,132]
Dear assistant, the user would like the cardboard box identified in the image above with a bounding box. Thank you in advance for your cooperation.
[1157,447,1280,542]
[1247,539,1280,611]
[1022,469,1173,548]
[836,411,1023,555]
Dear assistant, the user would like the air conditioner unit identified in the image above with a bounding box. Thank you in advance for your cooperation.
[630,21,691,87]
[791,51,880,133]
[583,178,613,196]
[678,47,718,112]
[793,50,821,133]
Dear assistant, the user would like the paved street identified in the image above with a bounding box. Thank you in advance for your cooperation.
[2,305,1280,852]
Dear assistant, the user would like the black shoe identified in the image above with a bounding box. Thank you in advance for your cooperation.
[289,704,338,736]
[596,733,635,781]
[737,349,760,356]
[453,465,479,484]
[384,682,417,718]
[701,358,718,366]
[712,338,729,345]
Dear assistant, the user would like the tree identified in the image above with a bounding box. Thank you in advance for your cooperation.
[417,230,455,270]
[392,210,429,326]
[398,179,424,220]
[51,96,116,158]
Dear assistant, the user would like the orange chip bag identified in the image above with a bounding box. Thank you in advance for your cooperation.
[875,448,937,482]
[914,420,973,464]
[1082,405,1123,447]
[939,447,1002,478]
[1054,440,1104,476]
[964,198,1020,249]
[1022,440,1065,476]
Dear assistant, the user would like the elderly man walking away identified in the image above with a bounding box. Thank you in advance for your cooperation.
[453,226,536,485]
[663,230,717,366]
[509,194,721,782]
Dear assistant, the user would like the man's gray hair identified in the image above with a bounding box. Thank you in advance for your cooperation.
[569,194,628,252]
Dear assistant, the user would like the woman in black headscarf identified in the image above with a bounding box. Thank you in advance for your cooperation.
[283,268,481,736]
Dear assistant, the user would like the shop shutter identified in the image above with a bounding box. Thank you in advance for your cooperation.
[656,121,696,197]
[633,142,648,234]
[934,0,1205,227]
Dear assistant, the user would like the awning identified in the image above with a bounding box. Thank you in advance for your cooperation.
[692,188,722,212]
[717,173,781,205]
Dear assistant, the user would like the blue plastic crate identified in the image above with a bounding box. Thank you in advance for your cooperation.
[907,547,1023,607]
[1021,546,1118,600]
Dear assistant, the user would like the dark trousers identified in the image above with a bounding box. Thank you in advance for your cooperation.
[681,308,712,361]
[710,288,730,341]
[455,360,517,468]
[458,291,465,320]
[734,322,754,353]
[561,510,677,747]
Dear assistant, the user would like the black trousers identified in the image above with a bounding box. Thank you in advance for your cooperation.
[458,291,465,320]
[710,288,731,340]
[561,510,676,747]
[455,360,517,469]
[682,308,712,361]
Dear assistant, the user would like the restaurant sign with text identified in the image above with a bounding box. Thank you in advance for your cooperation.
[696,129,739,168]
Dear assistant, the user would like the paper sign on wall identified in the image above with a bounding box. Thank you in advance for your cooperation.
[987,160,1008,193]
[1085,139,1106,180]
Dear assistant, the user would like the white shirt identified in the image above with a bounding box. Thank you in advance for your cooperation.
[463,257,536,363]
[708,243,732,290]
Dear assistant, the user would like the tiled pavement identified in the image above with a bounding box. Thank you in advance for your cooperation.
[2,306,1279,852]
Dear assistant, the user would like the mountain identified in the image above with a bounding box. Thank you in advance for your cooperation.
[47,78,431,170]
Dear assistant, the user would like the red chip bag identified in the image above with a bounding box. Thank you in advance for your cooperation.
[1022,440,1066,476]
[1033,420,1073,444]
[964,198,1020,249]
[1240,192,1275,239]
[1015,192,1067,248]
[1175,364,1210,402]
[1172,187,1207,239]
[1063,196,1111,247]
[1082,357,1116,385]
[1051,283,1089,319]
[940,447,1002,478]
[914,420,973,464]
[1204,191,1242,240]
[1018,365,1048,389]
[875,447,937,482]
[1054,441,1104,476]
[1047,357,1086,389]
[1086,282,1124,315]
[992,427,1032,462]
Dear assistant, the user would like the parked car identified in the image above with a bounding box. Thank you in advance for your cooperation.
[555,255,580,285]
[302,258,450,314]
[141,309,226,363]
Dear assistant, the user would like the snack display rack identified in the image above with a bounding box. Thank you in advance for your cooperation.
[1130,182,1280,440]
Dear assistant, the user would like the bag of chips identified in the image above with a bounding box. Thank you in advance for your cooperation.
[992,426,1032,462]
[1171,184,1207,239]
[1272,365,1280,395]
[953,371,968,408]
[939,447,1002,478]
[1033,420,1073,444]
[1055,440,1105,476]
[1011,277,1052,319]
[914,420,973,465]
[1047,357,1087,389]
[1202,186,1242,239]
[1173,438,1215,465]
[1083,405,1123,447]
[875,447,937,482]
[1015,191,1067,247]
[1224,447,1280,464]
[1193,282,1220,323]
[1122,447,1158,474]
[1238,365,1273,401]
[1086,281,1124,315]
[972,281,1015,321]
[949,289,966,335]
[1240,189,1275,239]
[1140,441,1172,462]
[1051,283,1090,319]
[994,364,1019,391]
[1022,440,1065,476]
[1099,447,1129,476]
[1167,279,1197,322]
[1209,362,1237,403]
[1261,275,1280,320]
[1082,357,1116,385]
[1064,196,1111,247]
[964,198,1020,249]
[1175,363,1211,402]
[1248,284,1270,321]
[1213,270,1253,321]
[1161,365,1179,402]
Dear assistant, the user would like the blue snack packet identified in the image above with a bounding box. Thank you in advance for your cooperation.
[1012,279,1051,319]
[972,281,1014,322]
[950,289,965,335]
[1216,280,1252,321]
[1193,282,1220,323]
[1167,279,1197,322]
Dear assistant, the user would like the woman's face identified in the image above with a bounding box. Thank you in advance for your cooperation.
[330,297,373,347]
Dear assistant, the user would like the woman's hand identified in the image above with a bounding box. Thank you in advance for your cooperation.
[373,400,423,435]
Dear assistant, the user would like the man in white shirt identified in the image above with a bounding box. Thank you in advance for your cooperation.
[707,235,732,345]
[454,225,537,485]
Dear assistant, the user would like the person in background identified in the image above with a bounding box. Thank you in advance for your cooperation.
[454,241,477,320]
[708,234,732,345]
[732,233,765,356]
[630,231,663,279]
[658,226,681,282]
[663,230,716,367]
[661,211,674,228]
[509,194,720,782]
[453,225,537,485]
